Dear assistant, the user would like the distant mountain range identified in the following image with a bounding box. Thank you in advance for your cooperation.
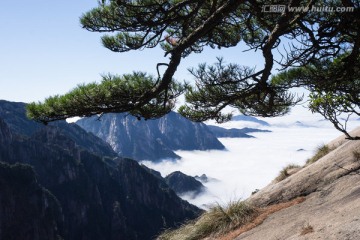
[207,125,271,138]
[76,112,225,162]
[0,100,202,240]
[231,115,270,126]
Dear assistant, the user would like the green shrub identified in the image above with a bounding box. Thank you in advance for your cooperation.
[158,200,258,240]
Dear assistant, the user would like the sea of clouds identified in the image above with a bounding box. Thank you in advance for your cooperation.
[142,105,359,208]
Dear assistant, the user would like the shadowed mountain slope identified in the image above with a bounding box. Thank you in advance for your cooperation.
[0,100,202,240]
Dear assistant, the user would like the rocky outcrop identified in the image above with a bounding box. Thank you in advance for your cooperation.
[232,127,360,240]
[76,112,225,162]
[165,171,206,197]
[0,162,63,240]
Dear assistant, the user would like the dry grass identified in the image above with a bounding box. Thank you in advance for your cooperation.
[157,200,258,240]
[306,144,333,165]
[300,223,314,235]
[275,144,335,183]
[275,164,301,182]
[158,197,306,240]
[219,197,306,240]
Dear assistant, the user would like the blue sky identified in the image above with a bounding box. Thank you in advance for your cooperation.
[0,1,263,103]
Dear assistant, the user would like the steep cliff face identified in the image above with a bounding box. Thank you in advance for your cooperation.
[0,162,63,240]
[0,101,202,240]
[77,113,180,161]
[76,112,225,162]
[156,112,224,151]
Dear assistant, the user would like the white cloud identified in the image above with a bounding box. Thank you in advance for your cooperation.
[142,108,359,208]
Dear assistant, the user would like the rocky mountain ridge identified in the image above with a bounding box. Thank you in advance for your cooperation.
[76,112,225,161]
[206,125,271,138]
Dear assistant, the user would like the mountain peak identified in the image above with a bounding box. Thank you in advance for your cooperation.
[165,171,206,197]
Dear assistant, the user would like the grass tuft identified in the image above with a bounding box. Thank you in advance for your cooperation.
[306,144,333,165]
[157,200,258,240]
[275,164,301,182]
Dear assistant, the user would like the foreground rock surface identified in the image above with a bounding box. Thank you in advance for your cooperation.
[233,127,360,240]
